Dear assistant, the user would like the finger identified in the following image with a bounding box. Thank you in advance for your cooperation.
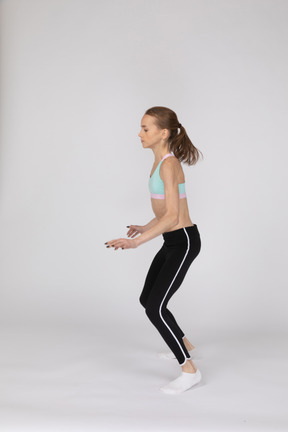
[106,239,116,244]
[112,241,122,249]
[106,240,116,248]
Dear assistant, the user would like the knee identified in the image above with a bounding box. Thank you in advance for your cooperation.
[145,302,160,324]
[139,294,146,309]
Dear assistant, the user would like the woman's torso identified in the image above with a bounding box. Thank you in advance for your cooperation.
[149,154,194,232]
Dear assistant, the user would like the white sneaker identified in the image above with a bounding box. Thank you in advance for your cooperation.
[160,369,202,394]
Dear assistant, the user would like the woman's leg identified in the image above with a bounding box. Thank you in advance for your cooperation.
[140,225,202,393]
[155,227,202,394]
[140,243,187,346]
[144,242,197,366]
[146,226,200,360]
[165,309,185,339]
[139,244,166,309]
[140,246,188,342]
[141,253,195,352]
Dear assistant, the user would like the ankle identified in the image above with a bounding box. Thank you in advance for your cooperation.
[183,337,195,351]
[182,359,197,374]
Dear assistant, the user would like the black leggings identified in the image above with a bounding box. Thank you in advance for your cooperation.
[139,224,201,366]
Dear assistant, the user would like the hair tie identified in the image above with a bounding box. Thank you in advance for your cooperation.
[178,123,182,128]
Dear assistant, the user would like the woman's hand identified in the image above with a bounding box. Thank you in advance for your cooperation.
[104,224,145,250]
[105,237,138,250]
[126,224,146,237]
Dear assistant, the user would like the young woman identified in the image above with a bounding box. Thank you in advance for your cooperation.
[105,106,203,394]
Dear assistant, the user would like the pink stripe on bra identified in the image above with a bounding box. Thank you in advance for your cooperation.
[150,193,165,199]
[150,192,187,200]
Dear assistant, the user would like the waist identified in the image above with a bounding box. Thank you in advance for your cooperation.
[162,224,199,244]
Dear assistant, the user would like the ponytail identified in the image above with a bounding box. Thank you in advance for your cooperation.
[144,106,203,165]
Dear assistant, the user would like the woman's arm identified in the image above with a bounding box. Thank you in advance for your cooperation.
[105,158,180,251]
[136,212,178,246]
[135,158,180,247]
[127,217,159,238]
[143,217,159,231]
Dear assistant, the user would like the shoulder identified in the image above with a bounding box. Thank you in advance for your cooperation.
[160,156,181,180]
[161,156,181,173]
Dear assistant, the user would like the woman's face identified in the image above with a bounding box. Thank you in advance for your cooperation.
[138,115,165,149]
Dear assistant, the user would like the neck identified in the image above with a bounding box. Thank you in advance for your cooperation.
[152,148,171,162]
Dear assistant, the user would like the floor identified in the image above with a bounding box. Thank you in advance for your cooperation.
[0,325,287,432]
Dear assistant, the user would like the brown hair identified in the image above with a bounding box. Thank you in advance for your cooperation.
[144,106,203,165]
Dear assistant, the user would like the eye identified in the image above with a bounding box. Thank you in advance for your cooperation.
[144,129,148,132]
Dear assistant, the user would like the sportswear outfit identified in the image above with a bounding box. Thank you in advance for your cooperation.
[140,153,201,366]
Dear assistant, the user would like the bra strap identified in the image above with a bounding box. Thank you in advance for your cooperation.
[161,153,174,162]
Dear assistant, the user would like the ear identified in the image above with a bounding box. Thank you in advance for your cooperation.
[161,128,170,140]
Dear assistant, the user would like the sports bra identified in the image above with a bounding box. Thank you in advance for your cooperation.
[148,153,187,200]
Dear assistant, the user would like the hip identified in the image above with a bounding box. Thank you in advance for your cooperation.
[162,224,201,247]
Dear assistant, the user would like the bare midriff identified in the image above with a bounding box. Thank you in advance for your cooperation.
[150,167,194,233]
[151,197,194,232]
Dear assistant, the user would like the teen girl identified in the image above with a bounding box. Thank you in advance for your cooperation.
[105,106,203,394]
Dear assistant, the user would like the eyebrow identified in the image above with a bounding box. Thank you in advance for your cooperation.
[141,125,147,127]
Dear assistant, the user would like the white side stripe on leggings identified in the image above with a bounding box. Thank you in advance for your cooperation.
[159,227,190,366]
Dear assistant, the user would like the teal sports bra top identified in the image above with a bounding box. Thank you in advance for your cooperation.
[149,153,187,200]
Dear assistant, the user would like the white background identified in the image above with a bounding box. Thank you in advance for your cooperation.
[0,1,287,431]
